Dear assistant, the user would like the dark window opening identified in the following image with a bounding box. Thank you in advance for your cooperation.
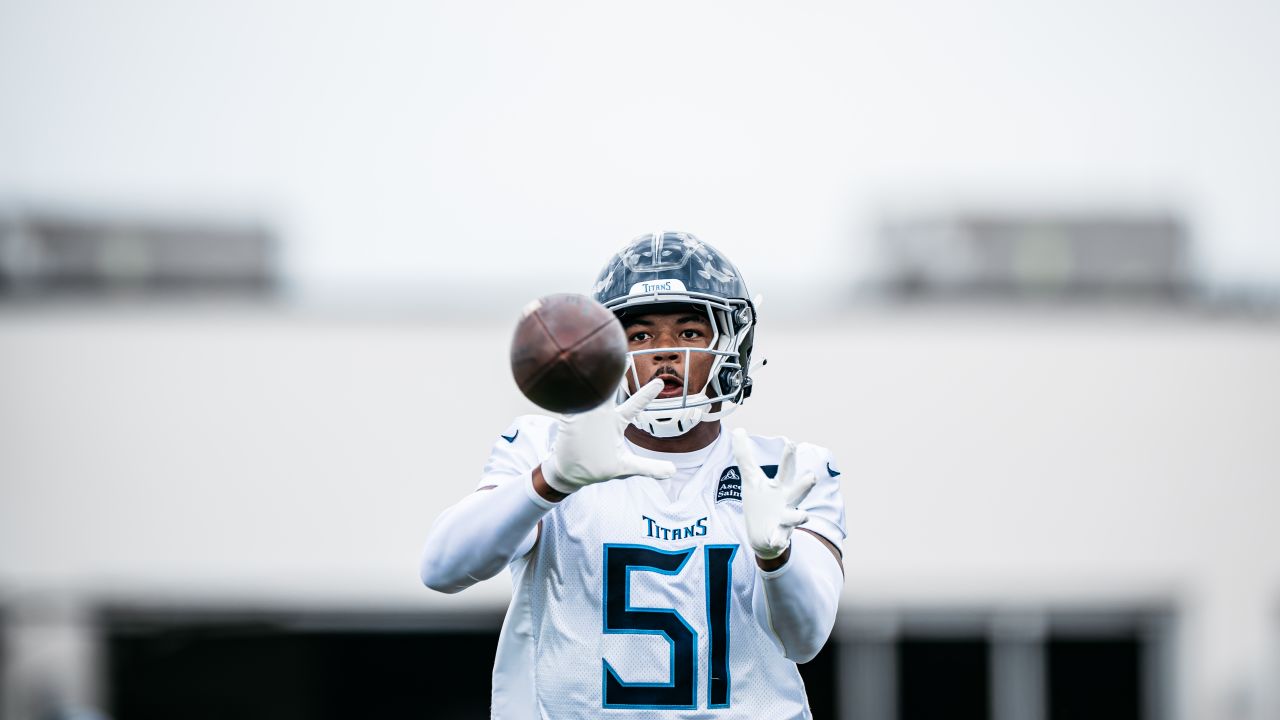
[108,623,498,720]
[898,637,990,720]
[107,616,841,719]
[797,639,838,719]
[1047,636,1143,720]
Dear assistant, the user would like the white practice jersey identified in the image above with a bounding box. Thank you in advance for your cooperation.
[478,415,847,720]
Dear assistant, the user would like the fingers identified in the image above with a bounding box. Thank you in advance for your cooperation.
[778,441,796,488]
[620,454,677,480]
[779,507,809,530]
[785,471,817,507]
[618,378,665,420]
[731,428,757,472]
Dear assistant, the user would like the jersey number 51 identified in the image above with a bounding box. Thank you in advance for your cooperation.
[602,544,738,710]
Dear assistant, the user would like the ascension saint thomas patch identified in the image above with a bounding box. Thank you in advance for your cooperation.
[715,466,742,503]
[716,464,781,503]
[716,461,747,502]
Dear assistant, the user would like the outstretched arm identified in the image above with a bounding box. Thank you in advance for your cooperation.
[419,380,675,593]
[419,465,557,593]
[734,429,845,663]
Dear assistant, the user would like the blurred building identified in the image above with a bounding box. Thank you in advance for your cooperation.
[2,253,1279,718]
[877,209,1191,303]
[3,2,1280,718]
[0,210,278,301]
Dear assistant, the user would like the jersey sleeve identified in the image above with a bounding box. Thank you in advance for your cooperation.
[477,415,557,490]
[796,443,847,552]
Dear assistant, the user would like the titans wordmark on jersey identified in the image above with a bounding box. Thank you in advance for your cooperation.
[478,415,846,720]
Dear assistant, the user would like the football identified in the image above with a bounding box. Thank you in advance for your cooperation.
[510,293,628,413]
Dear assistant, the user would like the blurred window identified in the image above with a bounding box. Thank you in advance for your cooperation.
[106,612,498,720]
[102,609,842,719]
[1047,636,1143,720]
[898,637,989,720]
[878,210,1190,302]
[840,607,1171,720]
[0,211,277,299]
[0,602,6,714]
[798,641,838,719]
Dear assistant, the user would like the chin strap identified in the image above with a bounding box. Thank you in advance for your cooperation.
[630,396,747,437]
[631,403,707,438]
[698,400,740,422]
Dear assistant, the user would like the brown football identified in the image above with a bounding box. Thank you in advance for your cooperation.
[509,293,628,413]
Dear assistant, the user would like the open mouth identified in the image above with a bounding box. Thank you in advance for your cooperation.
[655,374,685,399]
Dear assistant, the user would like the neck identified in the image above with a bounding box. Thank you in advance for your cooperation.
[625,420,721,453]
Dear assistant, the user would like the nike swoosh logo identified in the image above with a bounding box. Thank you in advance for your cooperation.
[826,462,841,477]
[501,430,519,443]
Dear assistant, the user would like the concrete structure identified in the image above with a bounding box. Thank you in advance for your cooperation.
[2,303,1277,718]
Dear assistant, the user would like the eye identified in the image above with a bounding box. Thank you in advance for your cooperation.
[679,328,704,340]
[629,331,652,343]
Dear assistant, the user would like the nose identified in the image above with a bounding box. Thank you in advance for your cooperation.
[643,349,682,364]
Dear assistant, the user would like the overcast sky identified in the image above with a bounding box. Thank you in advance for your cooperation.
[2,0,1279,303]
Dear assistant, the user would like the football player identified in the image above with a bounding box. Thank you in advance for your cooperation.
[420,231,846,719]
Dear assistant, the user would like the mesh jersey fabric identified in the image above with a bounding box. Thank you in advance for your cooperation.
[479,414,847,720]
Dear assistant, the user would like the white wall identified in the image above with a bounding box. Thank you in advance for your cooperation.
[1,305,1278,718]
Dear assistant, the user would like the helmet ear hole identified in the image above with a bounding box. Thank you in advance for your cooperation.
[717,367,744,400]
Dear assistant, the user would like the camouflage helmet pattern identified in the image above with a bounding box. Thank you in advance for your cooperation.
[591,231,757,410]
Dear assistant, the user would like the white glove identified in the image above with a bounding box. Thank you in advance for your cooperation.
[732,428,817,560]
[541,378,677,494]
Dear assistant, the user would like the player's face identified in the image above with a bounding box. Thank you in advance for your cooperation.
[622,310,716,400]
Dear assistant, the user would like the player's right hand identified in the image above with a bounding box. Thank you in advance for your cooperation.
[541,378,676,494]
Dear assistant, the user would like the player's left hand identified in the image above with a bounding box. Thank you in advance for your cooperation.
[732,428,817,561]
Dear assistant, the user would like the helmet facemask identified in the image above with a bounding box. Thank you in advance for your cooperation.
[611,293,755,438]
[591,231,758,439]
